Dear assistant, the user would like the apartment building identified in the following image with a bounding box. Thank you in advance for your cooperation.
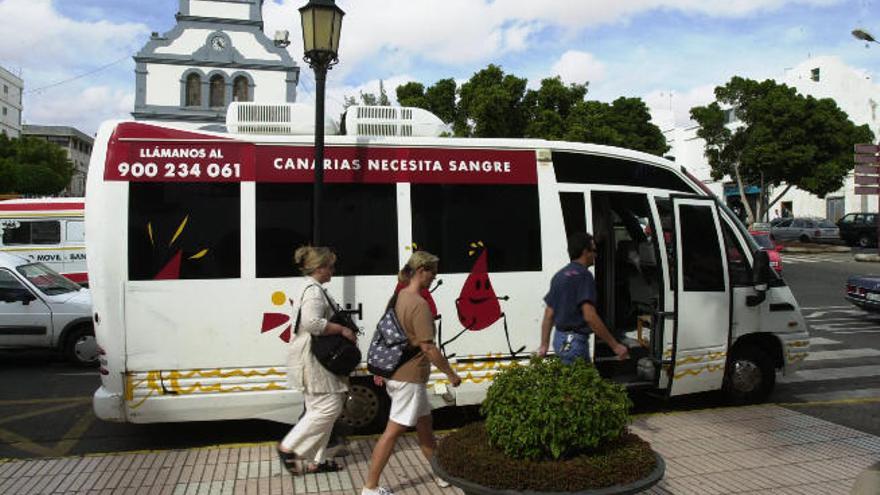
[0,66,23,138]
[22,125,93,196]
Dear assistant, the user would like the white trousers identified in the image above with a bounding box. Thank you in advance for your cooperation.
[280,392,346,463]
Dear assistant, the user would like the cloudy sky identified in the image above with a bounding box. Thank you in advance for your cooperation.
[0,0,878,136]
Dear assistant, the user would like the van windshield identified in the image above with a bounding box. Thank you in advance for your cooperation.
[16,263,81,295]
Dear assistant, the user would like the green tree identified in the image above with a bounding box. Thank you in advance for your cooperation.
[519,77,668,156]
[0,136,73,195]
[522,76,588,140]
[396,78,458,127]
[456,64,527,137]
[395,81,427,109]
[691,76,874,223]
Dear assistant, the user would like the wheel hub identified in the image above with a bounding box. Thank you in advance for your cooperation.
[340,384,379,428]
[730,360,762,393]
[74,335,98,364]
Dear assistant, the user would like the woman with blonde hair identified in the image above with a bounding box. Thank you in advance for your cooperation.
[278,246,356,475]
[361,251,461,495]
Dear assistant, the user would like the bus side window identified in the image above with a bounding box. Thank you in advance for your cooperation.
[255,183,399,277]
[128,183,241,280]
[2,221,61,245]
[559,192,586,240]
[66,221,85,243]
[720,221,752,287]
[411,184,542,274]
[654,198,676,290]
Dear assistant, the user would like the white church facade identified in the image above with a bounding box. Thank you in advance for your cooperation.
[133,0,299,123]
[664,56,880,222]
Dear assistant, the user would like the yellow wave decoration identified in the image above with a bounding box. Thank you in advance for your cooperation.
[673,363,724,379]
[674,351,726,366]
[147,222,154,247]
[786,352,808,364]
[126,368,287,409]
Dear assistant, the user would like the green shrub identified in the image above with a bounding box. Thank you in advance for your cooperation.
[481,356,631,461]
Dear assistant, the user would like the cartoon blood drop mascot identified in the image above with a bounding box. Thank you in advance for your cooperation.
[440,246,525,357]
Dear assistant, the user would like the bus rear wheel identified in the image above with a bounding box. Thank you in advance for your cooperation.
[723,346,775,405]
[339,378,390,434]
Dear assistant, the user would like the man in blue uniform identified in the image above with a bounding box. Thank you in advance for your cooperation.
[538,232,629,363]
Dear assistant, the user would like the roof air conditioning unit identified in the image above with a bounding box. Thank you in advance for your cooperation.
[226,102,337,135]
[344,105,446,138]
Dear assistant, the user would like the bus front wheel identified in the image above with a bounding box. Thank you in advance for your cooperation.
[339,378,390,434]
[723,346,775,405]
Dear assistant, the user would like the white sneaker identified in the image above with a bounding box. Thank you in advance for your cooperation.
[361,486,394,495]
[435,477,451,488]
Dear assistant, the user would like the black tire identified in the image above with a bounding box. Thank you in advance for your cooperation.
[799,234,810,243]
[858,235,871,249]
[723,345,775,405]
[64,325,99,366]
[338,377,390,434]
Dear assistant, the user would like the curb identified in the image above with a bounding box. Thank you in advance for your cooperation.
[855,253,880,263]
[780,246,851,254]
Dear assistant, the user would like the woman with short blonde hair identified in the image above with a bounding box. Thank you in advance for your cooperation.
[361,251,460,495]
[278,246,355,475]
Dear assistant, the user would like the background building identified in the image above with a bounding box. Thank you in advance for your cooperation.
[664,56,880,222]
[0,66,23,138]
[133,0,299,123]
[22,125,93,197]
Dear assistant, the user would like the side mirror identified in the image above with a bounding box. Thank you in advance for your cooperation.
[747,250,772,307]
[18,290,36,305]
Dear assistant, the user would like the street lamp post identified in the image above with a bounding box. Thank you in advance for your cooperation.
[300,0,344,245]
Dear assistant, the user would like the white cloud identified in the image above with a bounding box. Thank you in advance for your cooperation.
[25,86,135,136]
[551,51,606,85]
[264,0,845,83]
[0,0,149,71]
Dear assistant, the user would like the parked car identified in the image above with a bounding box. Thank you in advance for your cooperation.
[836,213,877,248]
[0,252,96,365]
[770,217,840,243]
[750,230,783,274]
[846,275,880,313]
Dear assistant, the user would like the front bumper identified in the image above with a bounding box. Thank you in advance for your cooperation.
[846,295,880,313]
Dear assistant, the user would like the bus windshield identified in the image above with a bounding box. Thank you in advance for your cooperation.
[16,263,82,295]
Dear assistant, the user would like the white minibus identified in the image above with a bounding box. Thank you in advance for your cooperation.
[87,104,809,431]
[0,198,88,286]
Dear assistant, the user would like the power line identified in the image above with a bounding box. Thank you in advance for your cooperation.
[25,55,131,96]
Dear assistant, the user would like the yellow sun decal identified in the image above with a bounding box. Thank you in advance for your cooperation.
[271,291,287,306]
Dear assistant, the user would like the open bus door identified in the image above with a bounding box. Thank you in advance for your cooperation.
[668,196,731,396]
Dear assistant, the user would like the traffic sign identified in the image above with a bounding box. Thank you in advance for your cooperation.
[856,174,880,185]
[855,153,880,163]
[855,144,880,154]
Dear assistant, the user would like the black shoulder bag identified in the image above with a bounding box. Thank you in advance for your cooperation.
[296,285,362,376]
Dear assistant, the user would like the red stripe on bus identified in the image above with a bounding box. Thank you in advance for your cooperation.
[63,272,89,283]
[0,203,84,211]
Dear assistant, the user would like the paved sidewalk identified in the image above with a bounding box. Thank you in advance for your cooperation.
[1,404,878,494]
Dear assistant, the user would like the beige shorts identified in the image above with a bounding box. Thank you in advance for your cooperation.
[385,379,431,427]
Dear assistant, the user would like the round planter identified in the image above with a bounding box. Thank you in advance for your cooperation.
[431,451,665,495]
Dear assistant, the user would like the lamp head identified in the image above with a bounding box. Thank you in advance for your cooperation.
[299,0,345,69]
[852,28,877,43]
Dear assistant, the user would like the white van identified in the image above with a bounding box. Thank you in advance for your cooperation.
[0,252,96,365]
[0,198,88,286]
[87,105,809,430]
